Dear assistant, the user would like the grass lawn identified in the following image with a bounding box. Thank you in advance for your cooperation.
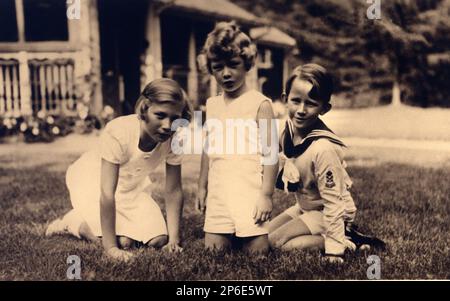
[1,144,449,280]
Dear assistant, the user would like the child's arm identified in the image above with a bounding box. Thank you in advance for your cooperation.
[196,144,209,214]
[315,144,352,257]
[100,159,133,261]
[255,100,279,224]
[163,163,184,252]
[254,164,277,224]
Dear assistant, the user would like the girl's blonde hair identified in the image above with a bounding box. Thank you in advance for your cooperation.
[201,21,257,73]
[135,78,193,122]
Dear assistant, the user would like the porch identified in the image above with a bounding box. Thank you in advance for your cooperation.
[0,52,77,117]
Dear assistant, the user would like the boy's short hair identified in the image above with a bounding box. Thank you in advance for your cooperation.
[201,21,257,73]
[284,64,334,104]
[135,78,193,122]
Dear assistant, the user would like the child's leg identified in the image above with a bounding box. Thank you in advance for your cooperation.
[268,212,292,233]
[281,235,324,251]
[269,217,312,248]
[146,234,168,248]
[205,233,233,251]
[79,228,154,250]
[47,210,154,250]
[268,212,294,246]
[78,221,100,242]
[46,209,84,239]
[116,236,135,249]
[242,234,269,254]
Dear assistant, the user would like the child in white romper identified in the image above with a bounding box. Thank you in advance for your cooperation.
[46,78,192,261]
[196,22,279,254]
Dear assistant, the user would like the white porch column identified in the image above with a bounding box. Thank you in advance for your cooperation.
[14,0,25,43]
[188,30,198,107]
[87,0,103,114]
[72,0,94,115]
[17,51,31,115]
[209,76,218,97]
[142,2,163,88]
[246,66,258,91]
[283,49,289,91]
[14,0,30,115]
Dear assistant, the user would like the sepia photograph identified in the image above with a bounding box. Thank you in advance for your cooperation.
[0,0,449,285]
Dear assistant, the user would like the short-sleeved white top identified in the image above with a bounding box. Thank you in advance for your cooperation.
[69,114,181,204]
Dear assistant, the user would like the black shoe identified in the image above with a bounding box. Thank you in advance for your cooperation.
[345,222,386,251]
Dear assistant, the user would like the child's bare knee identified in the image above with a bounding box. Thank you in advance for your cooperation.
[281,240,303,251]
[247,244,269,255]
[147,235,168,248]
[268,233,277,247]
[118,236,134,249]
[281,235,324,251]
[268,233,285,248]
[205,243,230,252]
[242,234,269,254]
[204,233,233,251]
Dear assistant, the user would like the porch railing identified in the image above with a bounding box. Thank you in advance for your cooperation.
[0,52,77,116]
[29,58,76,114]
[0,58,21,115]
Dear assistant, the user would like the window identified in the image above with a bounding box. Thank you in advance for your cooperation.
[0,0,19,42]
[23,0,69,41]
[257,49,273,69]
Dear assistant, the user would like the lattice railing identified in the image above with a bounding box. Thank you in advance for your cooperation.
[0,58,21,115]
[28,58,76,114]
[0,52,78,116]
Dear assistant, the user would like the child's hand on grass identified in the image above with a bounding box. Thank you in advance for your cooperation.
[195,187,207,214]
[106,246,134,262]
[343,238,357,252]
[322,255,344,264]
[253,194,273,224]
[162,240,183,253]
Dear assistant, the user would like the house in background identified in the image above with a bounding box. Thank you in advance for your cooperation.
[0,0,296,118]
[250,26,297,101]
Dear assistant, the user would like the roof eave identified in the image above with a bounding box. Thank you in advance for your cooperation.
[155,0,266,27]
[257,41,296,49]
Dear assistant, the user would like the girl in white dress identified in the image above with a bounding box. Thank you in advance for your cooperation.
[46,78,192,261]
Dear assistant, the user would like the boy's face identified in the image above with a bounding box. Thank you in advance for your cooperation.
[210,55,247,97]
[287,79,329,133]
[142,102,184,143]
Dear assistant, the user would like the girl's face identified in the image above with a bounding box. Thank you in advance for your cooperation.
[287,79,328,134]
[210,55,248,98]
[141,102,184,143]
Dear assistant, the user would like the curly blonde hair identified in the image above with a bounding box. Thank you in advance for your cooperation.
[201,21,257,73]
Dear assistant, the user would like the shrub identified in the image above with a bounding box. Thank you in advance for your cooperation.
[0,105,115,143]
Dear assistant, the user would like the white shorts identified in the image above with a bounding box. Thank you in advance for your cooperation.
[203,159,268,237]
[204,202,269,238]
[283,204,325,235]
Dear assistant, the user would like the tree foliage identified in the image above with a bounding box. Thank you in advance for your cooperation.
[232,0,450,107]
